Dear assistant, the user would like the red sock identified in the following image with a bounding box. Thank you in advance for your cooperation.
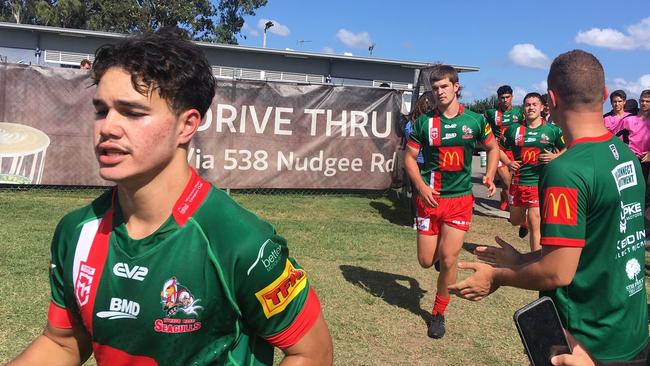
[521,218,528,229]
[432,294,450,316]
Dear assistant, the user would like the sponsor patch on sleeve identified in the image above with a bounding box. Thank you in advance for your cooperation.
[255,259,308,319]
[542,186,578,226]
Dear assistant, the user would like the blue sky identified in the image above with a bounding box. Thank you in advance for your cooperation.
[237,0,650,105]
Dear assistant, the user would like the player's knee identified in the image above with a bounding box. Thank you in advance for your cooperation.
[418,256,434,268]
[439,255,458,271]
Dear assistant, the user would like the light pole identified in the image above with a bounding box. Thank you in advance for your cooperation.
[263,21,274,48]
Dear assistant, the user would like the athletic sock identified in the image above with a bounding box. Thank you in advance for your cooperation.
[432,294,451,316]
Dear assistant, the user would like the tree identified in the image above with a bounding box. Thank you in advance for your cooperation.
[0,0,268,44]
[466,95,499,115]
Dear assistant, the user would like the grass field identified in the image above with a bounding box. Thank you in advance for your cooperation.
[0,189,644,365]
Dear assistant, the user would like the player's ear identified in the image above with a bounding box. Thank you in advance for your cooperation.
[177,108,201,145]
[602,86,609,103]
[548,90,558,109]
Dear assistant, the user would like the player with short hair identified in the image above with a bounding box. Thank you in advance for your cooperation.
[8,27,333,366]
[450,50,649,364]
[404,65,499,339]
[485,85,524,211]
[499,92,565,251]
[604,89,632,134]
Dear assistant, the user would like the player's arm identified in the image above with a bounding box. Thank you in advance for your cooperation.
[404,126,438,207]
[279,312,333,366]
[449,245,581,301]
[8,322,92,366]
[479,119,499,196]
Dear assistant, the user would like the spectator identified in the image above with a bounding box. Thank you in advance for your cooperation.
[79,58,91,70]
[449,50,649,364]
[625,99,640,115]
[603,89,632,133]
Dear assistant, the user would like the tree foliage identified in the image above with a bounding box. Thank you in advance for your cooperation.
[0,0,267,44]
[466,95,499,115]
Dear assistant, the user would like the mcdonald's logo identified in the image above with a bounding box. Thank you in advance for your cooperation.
[542,187,578,226]
[439,146,464,171]
[521,147,539,165]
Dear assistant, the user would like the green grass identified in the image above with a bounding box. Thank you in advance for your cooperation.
[0,189,646,365]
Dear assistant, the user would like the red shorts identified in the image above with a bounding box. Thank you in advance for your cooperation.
[416,194,473,236]
[498,149,514,169]
[508,184,539,208]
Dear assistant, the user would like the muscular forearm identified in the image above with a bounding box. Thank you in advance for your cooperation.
[8,334,82,366]
[493,258,569,291]
[516,250,541,265]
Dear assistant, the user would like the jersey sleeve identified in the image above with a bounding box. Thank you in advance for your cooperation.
[235,229,320,348]
[407,115,426,150]
[477,113,494,144]
[554,126,566,150]
[539,163,587,247]
[47,219,78,329]
[500,126,512,150]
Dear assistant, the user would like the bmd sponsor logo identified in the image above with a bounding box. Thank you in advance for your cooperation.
[96,298,140,320]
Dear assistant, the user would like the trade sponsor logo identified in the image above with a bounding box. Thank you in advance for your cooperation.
[451,219,470,227]
[154,277,202,333]
[97,298,140,320]
[247,239,283,276]
[444,123,457,128]
[483,123,492,137]
[625,258,643,297]
[442,133,457,141]
[255,259,308,318]
[416,217,430,231]
[525,137,536,143]
[611,161,637,192]
[75,262,95,307]
[542,187,578,226]
[609,144,619,160]
[439,146,464,172]
[512,115,519,122]
[521,147,539,165]
[113,263,148,281]
[528,132,538,136]
[619,201,643,233]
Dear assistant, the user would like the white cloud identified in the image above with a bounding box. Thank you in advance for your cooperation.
[532,80,548,92]
[336,29,373,49]
[343,52,354,56]
[257,19,290,36]
[513,87,527,105]
[508,44,550,69]
[322,47,335,54]
[242,22,259,37]
[610,74,650,95]
[576,17,650,50]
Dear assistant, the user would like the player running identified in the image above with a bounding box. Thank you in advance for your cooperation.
[485,85,524,211]
[499,92,565,251]
[8,27,333,366]
[404,65,499,339]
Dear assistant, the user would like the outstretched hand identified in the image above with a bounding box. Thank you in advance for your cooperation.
[482,175,496,197]
[475,236,521,267]
[448,262,499,301]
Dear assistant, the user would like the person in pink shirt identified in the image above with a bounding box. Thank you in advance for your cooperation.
[617,89,650,206]
[603,90,632,132]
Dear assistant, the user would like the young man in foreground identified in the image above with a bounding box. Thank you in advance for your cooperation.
[404,65,499,339]
[449,50,648,364]
[9,28,333,366]
[499,92,565,251]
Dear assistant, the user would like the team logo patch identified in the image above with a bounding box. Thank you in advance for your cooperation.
[540,134,550,144]
[255,259,308,319]
[625,258,643,297]
[416,217,430,231]
[521,147,539,165]
[154,277,202,333]
[609,144,619,160]
[462,125,474,139]
[75,262,96,307]
[542,187,578,226]
[611,161,637,192]
[439,146,464,171]
[430,127,439,141]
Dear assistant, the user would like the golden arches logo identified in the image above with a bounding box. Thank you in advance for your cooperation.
[441,151,461,167]
[546,193,571,219]
[522,150,538,164]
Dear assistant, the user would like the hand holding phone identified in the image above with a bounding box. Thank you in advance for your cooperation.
[513,296,571,366]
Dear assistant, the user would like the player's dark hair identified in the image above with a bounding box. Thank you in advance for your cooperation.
[610,89,627,102]
[540,93,549,106]
[92,26,216,118]
[547,50,604,110]
[641,90,650,99]
[409,92,434,121]
[429,65,459,84]
[524,92,543,104]
[80,59,91,67]
[497,85,513,96]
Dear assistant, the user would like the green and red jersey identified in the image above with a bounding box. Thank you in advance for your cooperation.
[485,107,524,141]
[407,105,494,197]
[47,170,320,366]
[500,121,565,186]
[539,133,648,362]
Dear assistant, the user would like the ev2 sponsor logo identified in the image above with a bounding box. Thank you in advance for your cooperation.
[113,263,148,281]
[96,298,140,320]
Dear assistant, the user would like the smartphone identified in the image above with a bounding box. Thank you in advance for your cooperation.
[513,296,572,366]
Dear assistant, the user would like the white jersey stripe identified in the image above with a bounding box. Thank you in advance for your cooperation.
[72,218,101,286]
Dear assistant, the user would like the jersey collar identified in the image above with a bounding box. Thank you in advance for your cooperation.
[567,132,613,149]
[172,169,211,226]
[435,104,464,118]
